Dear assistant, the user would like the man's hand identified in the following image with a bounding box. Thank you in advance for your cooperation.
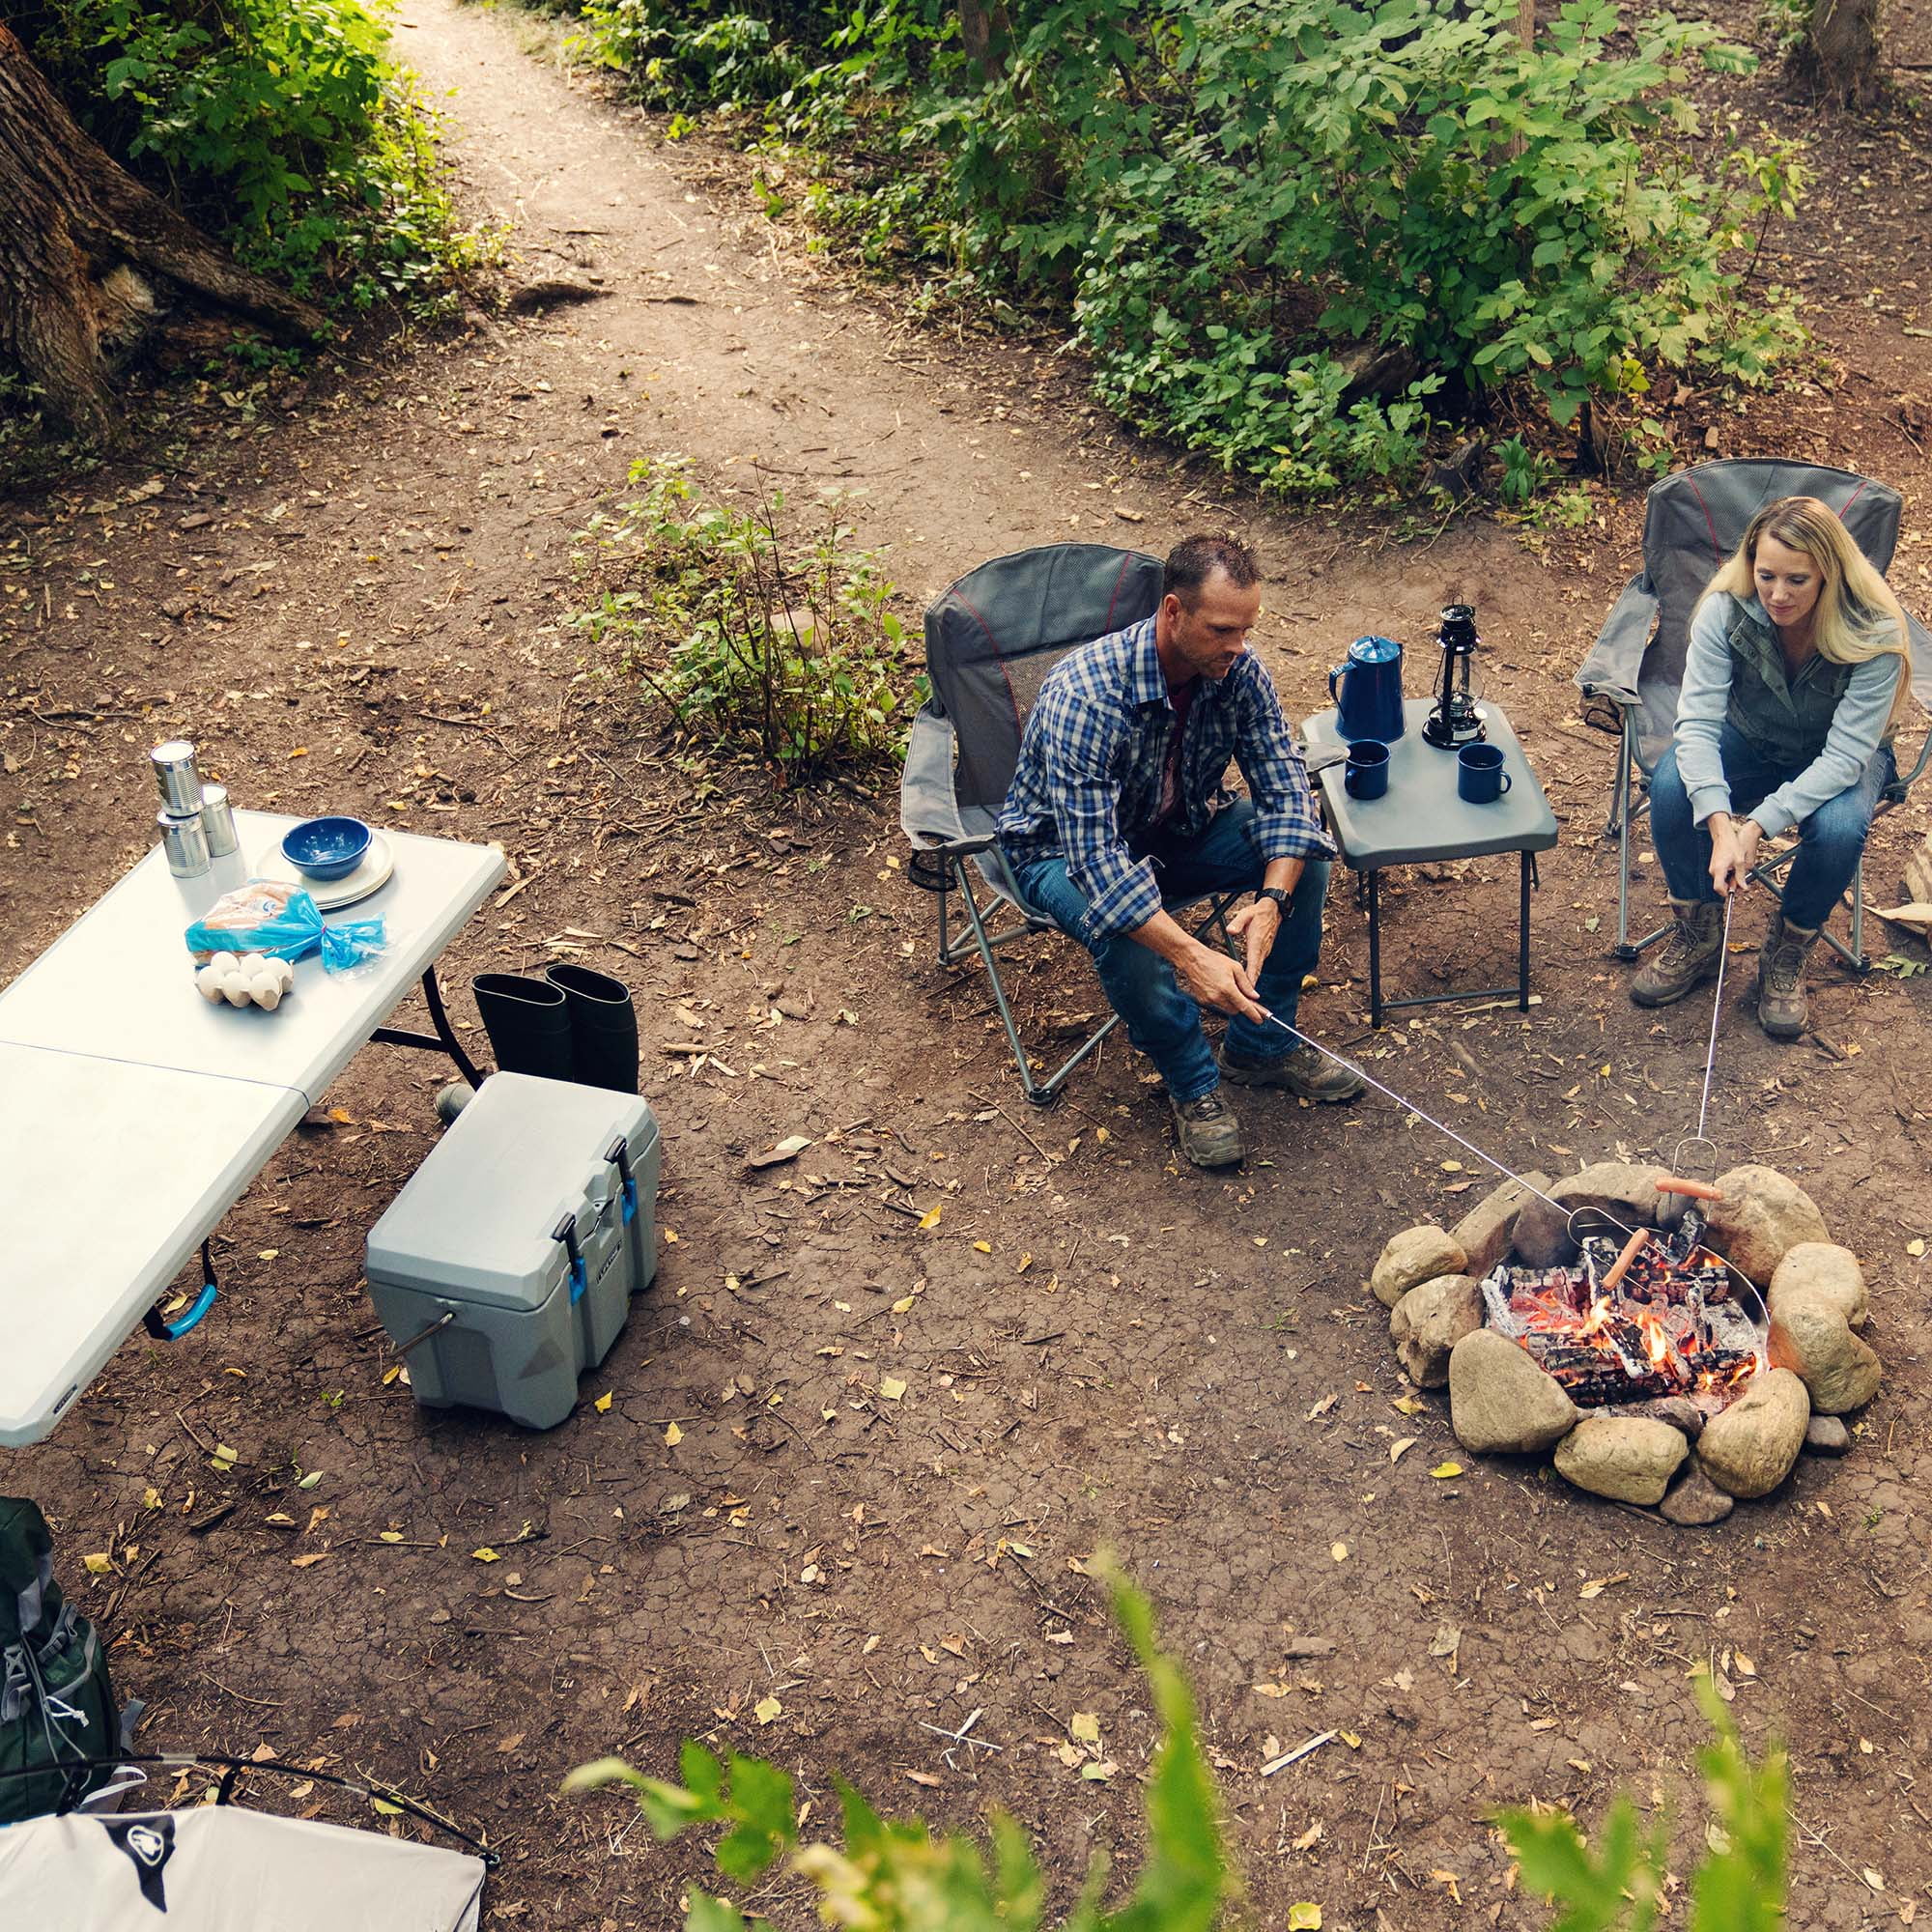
[1224,895,1281,983]
[1706,812,1762,896]
[1174,938,1268,1024]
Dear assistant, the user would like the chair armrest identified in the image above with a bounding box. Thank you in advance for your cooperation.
[907,829,996,857]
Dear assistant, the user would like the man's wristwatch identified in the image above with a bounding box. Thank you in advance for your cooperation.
[1257,887,1290,913]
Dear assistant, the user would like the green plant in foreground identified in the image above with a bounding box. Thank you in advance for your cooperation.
[565,1561,1227,1931]
[1498,1671,1787,1931]
[570,453,923,784]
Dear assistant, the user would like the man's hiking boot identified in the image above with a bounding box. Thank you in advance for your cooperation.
[1220,1043,1365,1102]
[1170,1088,1244,1167]
[1755,914,1820,1041]
[1630,898,1724,1008]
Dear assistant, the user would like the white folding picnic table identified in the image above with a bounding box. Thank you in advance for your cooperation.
[0,812,506,1446]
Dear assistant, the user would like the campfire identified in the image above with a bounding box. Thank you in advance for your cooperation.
[1368,1163,1882,1524]
[1481,1203,1766,1412]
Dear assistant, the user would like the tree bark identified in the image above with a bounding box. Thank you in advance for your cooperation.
[1795,0,1886,105]
[958,0,1012,80]
[0,22,325,438]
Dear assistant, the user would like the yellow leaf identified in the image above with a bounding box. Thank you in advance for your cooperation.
[973,1240,992,1254]
[1429,1463,1463,1480]
[327,1107,356,1124]
[142,1487,162,1510]
[1069,1712,1101,1743]
[82,1551,112,1576]
[1439,1161,1462,1174]
[1389,1437,1417,1464]
[291,1551,329,1568]
[664,1228,679,1243]
[1081,1761,1116,1781]
[472,1547,501,1563]
[1289,1907,1323,1931]
[879,1378,907,1402]
[257,1248,280,1262]
[754,1695,782,1725]
[1330,1543,1349,1563]
[665,1421,683,1447]
[379,1531,404,1544]
[381,1365,402,1386]
[1908,1238,1926,1258]
[594,1391,613,1413]
[892,1295,915,1314]
[1392,1395,1424,1416]
[1339,1731,1361,1748]
[918,1206,943,1231]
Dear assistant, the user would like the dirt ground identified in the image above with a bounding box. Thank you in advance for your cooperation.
[4,2,1931,1925]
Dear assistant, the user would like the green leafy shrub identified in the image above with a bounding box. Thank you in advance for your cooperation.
[561,0,1806,496]
[23,0,488,311]
[570,454,922,784]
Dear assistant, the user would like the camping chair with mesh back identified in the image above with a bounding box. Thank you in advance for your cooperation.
[898,543,1238,1106]
[1576,458,1932,969]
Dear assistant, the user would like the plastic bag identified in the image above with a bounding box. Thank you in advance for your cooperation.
[185,879,387,974]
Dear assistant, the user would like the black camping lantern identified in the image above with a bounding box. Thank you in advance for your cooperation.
[1421,603,1486,749]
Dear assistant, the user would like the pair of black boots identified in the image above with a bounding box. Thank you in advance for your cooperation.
[473,965,639,1093]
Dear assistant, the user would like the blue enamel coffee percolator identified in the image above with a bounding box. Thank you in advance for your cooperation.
[1328,634,1405,744]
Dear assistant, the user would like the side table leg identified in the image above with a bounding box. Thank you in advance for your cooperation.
[1367,869,1383,1029]
[1518,850,1532,1011]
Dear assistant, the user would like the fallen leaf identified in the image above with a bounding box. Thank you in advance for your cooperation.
[82,1552,112,1576]
[1292,1821,1323,1854]
[903,1770,942,1788]
[379,1531,404,1544]
[1389,1437,1417,1464]
[297,1471,324,1490]
[892,1295,915,1314]
[1392,1395,1424,1416]
[1069,1712,1101,1743]
[1080,1761,1117,1781]
[1908,1238,1926,1258]
[1429,1462,1463,1480]
[472,1548,501,1563]
[918,1206,943,1231]
[1307,1393,1339,1420]
[1288,1908,1323,1931]
[1863,1869,1886,1893]
[1579,1572,1630,1600]
[1429,1623,1463,1659]
[594,1392,612,1413]
[291,1552,328,1569]
[754,1696,782,1725]
[665,1422,683,1446]
[497,1732,525,1753]
[972,1240,992,1254]
[1330,1543,1349,1563]
[879,1378,907,1402]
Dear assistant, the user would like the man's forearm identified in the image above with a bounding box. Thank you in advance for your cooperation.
[1264,855,1303,896]
[1127,906,1202,963]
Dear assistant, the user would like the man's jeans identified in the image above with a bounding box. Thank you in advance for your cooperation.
[1009,800,1329,1104]
[1651,722,1894,931]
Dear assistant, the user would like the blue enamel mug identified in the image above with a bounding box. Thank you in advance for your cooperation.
[1457,742,1512,804]
[1328,635,1406,744]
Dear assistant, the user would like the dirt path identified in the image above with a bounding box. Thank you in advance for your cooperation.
[3,3,1931,1925]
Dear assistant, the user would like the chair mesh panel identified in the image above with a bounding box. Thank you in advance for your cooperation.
[924,544,1163,815]
[1623,461,1902,770]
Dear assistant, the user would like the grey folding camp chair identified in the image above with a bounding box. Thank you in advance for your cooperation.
[1576,458,1932,969]
[899,542,1236,1105]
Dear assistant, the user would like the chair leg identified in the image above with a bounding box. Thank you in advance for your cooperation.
[1609,717,1668,960]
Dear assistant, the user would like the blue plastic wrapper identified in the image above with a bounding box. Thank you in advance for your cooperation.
[185,880,387,975]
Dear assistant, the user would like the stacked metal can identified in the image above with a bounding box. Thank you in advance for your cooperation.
[148,740,236,878]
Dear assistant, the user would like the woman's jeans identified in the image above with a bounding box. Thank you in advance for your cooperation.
[1009,800,1329,1104]
[1650,723,1894,930]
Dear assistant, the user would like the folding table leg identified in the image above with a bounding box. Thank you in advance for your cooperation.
[1367,869,1383,1029]
[1519,850,1532,1010]
[371,966,487,1089]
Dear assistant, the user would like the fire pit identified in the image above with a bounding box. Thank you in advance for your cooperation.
[1369,1162,1883,1524]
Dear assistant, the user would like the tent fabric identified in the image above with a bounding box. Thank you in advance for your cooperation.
[0,1805,485,1931]
[1576,458,1932,775]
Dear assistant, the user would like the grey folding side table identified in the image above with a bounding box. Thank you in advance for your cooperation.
[1302,697,1558,1028]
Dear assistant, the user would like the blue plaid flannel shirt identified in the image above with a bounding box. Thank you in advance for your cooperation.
[997,614,1332,943]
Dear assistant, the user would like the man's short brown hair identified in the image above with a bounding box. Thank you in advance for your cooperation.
[1163,534,1262,607]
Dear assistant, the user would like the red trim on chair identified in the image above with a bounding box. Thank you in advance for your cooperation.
[1100,552,1141,635]
[1838,478,1869,521]
[951,590,1024,732]
[1684,475,1724,561]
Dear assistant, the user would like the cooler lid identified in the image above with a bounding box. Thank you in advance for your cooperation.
[366,1073,660,1309]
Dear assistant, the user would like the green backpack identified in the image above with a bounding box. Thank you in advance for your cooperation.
[0,1497,125,1823]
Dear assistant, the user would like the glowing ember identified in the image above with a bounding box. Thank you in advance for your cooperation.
[1482,1208,1767,1411]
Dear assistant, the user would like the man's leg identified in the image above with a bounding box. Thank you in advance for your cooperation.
[1150,804,1359,1100]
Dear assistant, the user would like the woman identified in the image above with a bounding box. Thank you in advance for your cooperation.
[1630,495,1911,1039]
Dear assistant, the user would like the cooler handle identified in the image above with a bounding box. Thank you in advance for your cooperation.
[605,1135,639,1227]
[552,1212,588,1304]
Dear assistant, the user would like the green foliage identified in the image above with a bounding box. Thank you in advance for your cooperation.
[566,1561,1226,1930]
[569,454,922,784]
[1498,1672,1788,1932]
[24,0,489,312]
[558,0,1806,497]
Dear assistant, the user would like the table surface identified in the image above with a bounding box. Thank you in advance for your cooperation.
[1303,697,1558,869]
[0,812,505,1445]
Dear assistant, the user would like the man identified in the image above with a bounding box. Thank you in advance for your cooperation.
[998,534,1361,1167]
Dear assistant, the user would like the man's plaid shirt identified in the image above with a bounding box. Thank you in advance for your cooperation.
[997,614,1332,943]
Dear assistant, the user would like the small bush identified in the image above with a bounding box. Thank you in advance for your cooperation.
[571,454,922,784]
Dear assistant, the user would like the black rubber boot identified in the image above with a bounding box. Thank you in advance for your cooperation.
[472,973,575,1082]
[546,963,639,1093]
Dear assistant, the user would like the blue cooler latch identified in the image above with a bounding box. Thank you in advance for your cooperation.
[552,1212,589,1303]
[606,1135,639,1227]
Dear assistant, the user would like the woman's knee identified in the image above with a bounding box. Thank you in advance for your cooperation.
[1802,788,1876,870]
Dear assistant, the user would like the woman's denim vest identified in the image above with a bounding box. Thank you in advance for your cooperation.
[1722,598,1856,768]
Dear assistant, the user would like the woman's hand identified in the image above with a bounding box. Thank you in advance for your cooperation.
[1706,813,1763,896]
[1224,895,1282,983]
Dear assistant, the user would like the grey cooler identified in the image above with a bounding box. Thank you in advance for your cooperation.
[366,1073,661,1429]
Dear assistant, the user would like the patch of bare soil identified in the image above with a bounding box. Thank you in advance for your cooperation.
[2,1,1929,1925]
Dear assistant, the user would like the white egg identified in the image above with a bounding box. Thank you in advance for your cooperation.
[274,958,295,991]
[196,967,226,1003]
[222,980,252,1009]
[254,982,283,1011]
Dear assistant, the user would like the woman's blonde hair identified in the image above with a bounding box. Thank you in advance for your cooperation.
[1699,495,1912,730]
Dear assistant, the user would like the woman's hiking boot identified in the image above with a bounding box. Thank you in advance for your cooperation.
[1755,914,1820,1040]
[1630,899,1724,1008]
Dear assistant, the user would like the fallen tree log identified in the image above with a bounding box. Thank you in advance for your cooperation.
[0,21,325,438]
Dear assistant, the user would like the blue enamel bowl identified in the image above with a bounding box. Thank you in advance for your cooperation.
[281,815,371,882]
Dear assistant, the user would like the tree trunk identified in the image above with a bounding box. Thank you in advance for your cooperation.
[0,22,324,439]
[1796,0,1886,105]
[958,0,1012,80]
